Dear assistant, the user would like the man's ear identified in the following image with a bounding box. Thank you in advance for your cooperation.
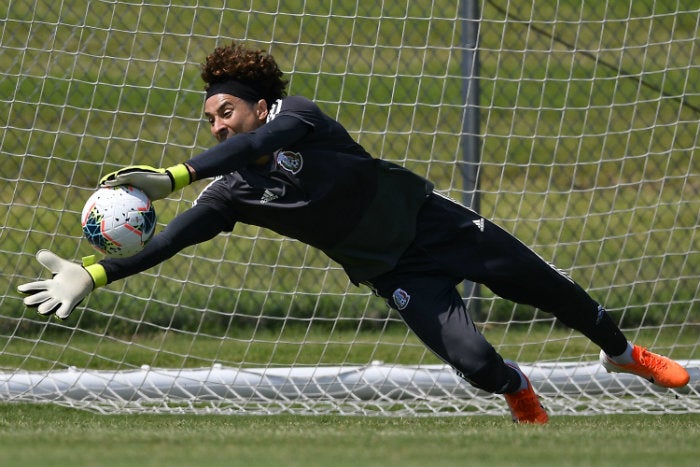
[256,99,269,121]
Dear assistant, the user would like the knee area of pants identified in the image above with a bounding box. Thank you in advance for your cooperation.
[458,354,513,394]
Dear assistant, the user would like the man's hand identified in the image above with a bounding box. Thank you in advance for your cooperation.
[17,250,107,320]
[100,164,192,200]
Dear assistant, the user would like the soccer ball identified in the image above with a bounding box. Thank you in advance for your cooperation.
[81,185,157,258]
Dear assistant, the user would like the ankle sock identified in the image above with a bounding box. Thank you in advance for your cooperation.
[505,361,530,391]
[607,341,634,364]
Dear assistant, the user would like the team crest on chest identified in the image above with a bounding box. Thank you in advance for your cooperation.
[276,151,303,174]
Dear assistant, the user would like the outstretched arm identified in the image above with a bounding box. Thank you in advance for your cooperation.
[18,203,230,319]
[100,203,230,283]
[100,115,310,198]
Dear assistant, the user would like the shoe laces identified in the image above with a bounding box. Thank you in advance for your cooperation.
[635,347,668,372]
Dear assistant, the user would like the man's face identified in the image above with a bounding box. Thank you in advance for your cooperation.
[204,94,268,143]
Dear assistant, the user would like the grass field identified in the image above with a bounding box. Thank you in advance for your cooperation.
[1,403,699,467]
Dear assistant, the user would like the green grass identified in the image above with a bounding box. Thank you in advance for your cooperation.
[0,403,699,467]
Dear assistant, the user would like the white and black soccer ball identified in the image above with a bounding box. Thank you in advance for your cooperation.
[81,185,157,258]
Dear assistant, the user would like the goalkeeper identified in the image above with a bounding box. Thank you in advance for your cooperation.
[18,42,689,423]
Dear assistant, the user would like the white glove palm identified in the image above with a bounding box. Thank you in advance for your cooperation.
[17,250,106,320]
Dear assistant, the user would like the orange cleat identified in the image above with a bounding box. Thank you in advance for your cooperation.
[600,345,690,388]
[503,362,549,424]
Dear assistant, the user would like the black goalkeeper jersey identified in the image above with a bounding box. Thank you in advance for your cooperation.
[101,95,433,284]
[193,96,433,282]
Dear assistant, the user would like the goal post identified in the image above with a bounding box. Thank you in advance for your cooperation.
[1,0,699,416]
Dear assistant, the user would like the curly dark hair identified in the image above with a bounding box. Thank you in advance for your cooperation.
[201,42,288,106]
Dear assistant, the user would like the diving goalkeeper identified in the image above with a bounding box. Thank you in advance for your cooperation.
[18,42,690,424]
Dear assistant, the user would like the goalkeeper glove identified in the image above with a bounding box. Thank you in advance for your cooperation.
[99,163,192,200]
[17,250,108,320]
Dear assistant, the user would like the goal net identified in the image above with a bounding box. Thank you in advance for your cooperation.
[1,0,698,416]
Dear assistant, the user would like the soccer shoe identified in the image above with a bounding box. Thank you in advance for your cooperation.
[599,345,690,388]
[503,362,549,424]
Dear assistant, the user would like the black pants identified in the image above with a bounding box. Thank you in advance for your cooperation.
[367,193,627,393]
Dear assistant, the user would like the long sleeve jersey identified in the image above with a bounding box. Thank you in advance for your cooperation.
[100,96,433,284]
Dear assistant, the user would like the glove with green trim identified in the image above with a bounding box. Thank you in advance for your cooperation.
[99,163,192,201]
[17,250,108,320]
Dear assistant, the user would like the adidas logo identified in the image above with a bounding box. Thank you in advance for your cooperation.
[260,189,278,204]
[473,218,485,232]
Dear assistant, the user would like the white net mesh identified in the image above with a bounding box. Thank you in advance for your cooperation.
[1,0,698,415]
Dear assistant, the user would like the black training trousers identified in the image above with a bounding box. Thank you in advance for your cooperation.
[366,193,627,393]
